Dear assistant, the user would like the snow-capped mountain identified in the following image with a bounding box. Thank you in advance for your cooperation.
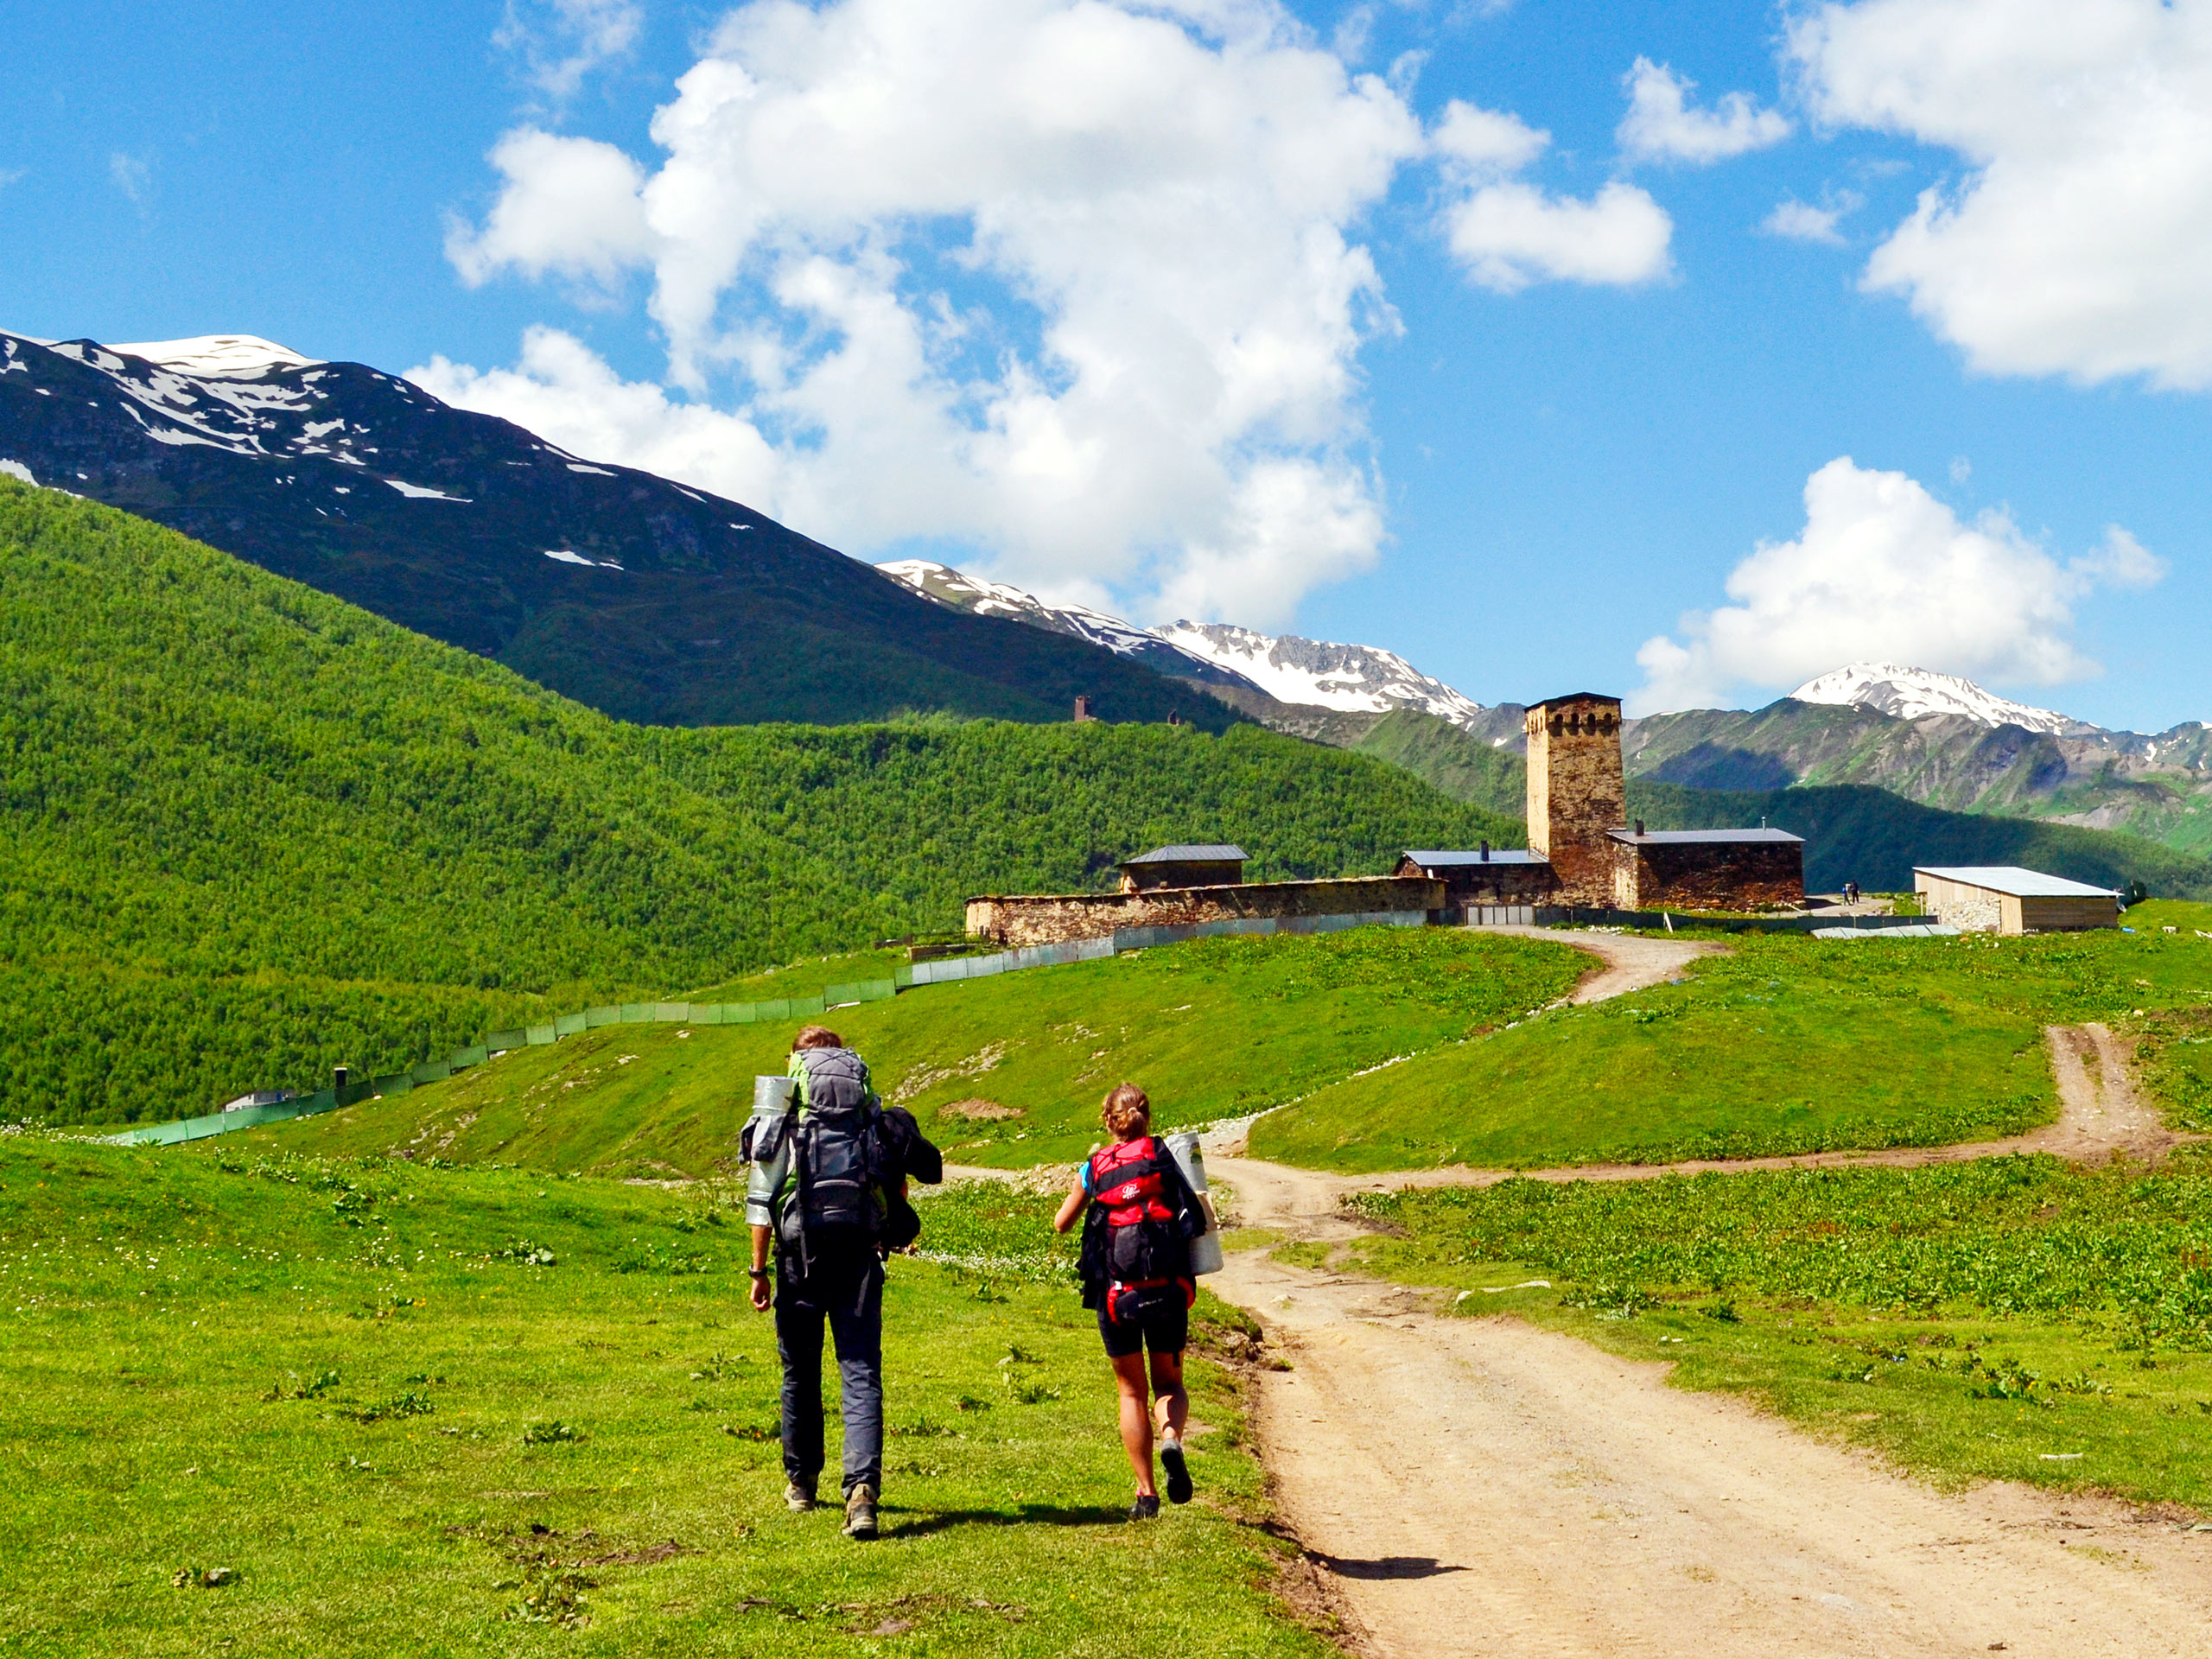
[1787,664,2100,736]
[0,328,1228,728]
[874,560,1263,692]
[876,560,1488,724]
[1153,620,1487,725]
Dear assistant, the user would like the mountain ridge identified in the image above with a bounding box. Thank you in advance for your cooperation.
[0,329,1234,730]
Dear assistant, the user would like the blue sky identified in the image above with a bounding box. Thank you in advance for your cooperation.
[3,1,2207,731]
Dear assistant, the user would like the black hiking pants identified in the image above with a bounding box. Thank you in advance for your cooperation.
[775,1245,884,1497]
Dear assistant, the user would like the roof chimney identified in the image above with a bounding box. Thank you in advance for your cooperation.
[1634,818,1645,836]
[1480,840,1490,861]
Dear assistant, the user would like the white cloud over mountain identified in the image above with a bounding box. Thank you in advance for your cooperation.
[434,0,1673,625]
[1792,0,2212,389]
[1631,457,2163,714]
[1617,58,1790,164]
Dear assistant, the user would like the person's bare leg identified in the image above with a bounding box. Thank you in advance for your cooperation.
[1111,1351,1157,1496]
[1149,1350,1188,1443]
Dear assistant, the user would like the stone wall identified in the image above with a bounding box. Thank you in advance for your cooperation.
[1525,695,1625,907]
[965,875,1446,948]
[1916,873,2005,933]
[1415,861,1557,905]
[1613,839,1804,910]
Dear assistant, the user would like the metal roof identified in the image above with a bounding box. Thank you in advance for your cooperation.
[1120,843,1248,866]
[1913,866,2120,899]
[1608,827,1803,845]
[1402,849,1548,867]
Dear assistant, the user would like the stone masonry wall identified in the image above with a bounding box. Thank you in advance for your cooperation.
[965,875,1446,948]
[1614,840,1804,910]
[1916,874,2004,933]
[1526,696,1625,907]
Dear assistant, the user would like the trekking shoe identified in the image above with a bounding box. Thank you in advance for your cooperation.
[843,1484,879,1540]
[784,1481,816,1514]
[1128,1493,1161,1522]
[1160,1440,1193,1505]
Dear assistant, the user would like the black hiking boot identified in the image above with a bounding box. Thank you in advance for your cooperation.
[1160,1440,1193,1505]
[1128,1493,1161,1522]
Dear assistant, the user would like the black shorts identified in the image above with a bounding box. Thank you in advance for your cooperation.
[1097,1286,1189,1359]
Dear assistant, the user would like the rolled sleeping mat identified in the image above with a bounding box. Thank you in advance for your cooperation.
[1163,1130,1226,1277]
[744,1076,798,1206]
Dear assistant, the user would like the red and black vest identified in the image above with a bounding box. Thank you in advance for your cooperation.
[1079,1136,1194,1296]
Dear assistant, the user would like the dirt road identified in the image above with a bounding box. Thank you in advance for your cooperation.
[1200,929,2212,1656]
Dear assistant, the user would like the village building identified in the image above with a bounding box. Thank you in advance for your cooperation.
[1119,844,1247,892]
[1611,823,1805,910]
[1913,866,2121,935]
[1405,690,1806,913]
[1396,846,1554,906]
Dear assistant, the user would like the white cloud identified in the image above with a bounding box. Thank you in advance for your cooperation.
[1432,99,1674,294]
[1761,192,1860,245]
[108,152,149,207]
[496,0,643,99]
[1618,58,1791,164]
[1791,0,2212,389]
[446,128,654,290]
[439,0,1438,624]
[1631,457,2163,714]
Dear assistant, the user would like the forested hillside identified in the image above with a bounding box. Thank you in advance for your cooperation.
[1347,709,2212,898]
[0,481,1516,1124]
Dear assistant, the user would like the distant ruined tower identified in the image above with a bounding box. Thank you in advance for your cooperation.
[1525,693,1626,907]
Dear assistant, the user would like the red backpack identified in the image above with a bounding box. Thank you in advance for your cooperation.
[1077,1136,1200,1313]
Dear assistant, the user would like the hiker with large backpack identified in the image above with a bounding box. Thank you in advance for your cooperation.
[746,1026,941,1541]
[1053,1083,1213,1521]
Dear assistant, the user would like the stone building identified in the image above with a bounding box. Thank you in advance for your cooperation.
[966,874,1442,948]
[1118,844,1247,892]
[1913,866,2120,934]
[1396,846,1554,905]
[1610,823,1804,910]
[1524,693,1626,906]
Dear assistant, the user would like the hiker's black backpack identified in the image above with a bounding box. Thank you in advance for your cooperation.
[769,1048,942,1259]
[1076,1136,1206,1309]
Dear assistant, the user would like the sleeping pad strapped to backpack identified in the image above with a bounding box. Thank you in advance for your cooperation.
[1078,1136,1207,1324]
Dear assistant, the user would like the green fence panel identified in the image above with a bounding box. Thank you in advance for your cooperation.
[300,1088,338,1113]
[753,998,786,1021]
[791,994,825,1018]
[655,1002,689,1023]
[556,1012,588,1038]
[586,1007,620,1028]
[373,1074,413,1096]
[410,1059,452,1085]
[526,1023,558,1046]
[726,1003,757,1025]
[486,1030,526,1053]
[449,1046,486,1069]
[690,1003,724,1027]
[857,979,896,1002]
[893,963,915,988]
[620,1003,652,1024]
[823,982,860,1006]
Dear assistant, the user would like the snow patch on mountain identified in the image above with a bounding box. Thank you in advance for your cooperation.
[0,459,33,485]
[1788,664,2096,736]
[106,335,320,377]
[1154,620,1486,725]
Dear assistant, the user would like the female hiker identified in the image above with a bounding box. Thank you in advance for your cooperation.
[1053,1083,1208,1520]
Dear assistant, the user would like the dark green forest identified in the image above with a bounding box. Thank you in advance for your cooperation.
[0,481,1517,1124]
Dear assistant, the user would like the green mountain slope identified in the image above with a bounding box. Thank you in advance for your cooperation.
[0,480,1516,1125]
[1345,709,2212,898]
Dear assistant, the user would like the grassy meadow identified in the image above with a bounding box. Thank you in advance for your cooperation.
[1249,921,2212,1173]
[238,928,1586,1175]
[1338,1149,2212,1511]
[0,1131,1327,1659]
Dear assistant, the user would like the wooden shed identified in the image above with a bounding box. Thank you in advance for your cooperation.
[1116,843,1248,893]
[1912,866,2120,935]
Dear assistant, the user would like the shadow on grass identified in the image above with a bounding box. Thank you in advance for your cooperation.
[886,1502,1124,1538]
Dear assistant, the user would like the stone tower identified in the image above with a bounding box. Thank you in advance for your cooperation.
[1524,692,1625,906]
